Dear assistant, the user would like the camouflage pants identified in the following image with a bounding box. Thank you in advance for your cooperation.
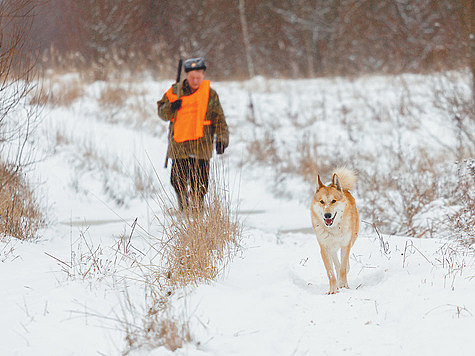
[170,158,210,211]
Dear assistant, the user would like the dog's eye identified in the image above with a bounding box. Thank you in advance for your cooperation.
[331,200,336,204]
[320,200,324,205]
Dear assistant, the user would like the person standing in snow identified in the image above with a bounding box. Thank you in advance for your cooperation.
[157,57,229,212]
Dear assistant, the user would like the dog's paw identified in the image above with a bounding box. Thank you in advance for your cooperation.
[338,280,349,289]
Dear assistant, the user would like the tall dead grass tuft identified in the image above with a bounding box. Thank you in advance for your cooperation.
[159,170,242,289]
[0,162,44,240]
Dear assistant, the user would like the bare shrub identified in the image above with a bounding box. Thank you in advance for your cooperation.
[431,71,475,159]
[109,283,193,354]
[356,152,474,242]
[0,1,44,240]
[448,159,474,247]
[244,128,338,199]
[0,162,43,240]
[358,149,446,238]
[1,1,43,165]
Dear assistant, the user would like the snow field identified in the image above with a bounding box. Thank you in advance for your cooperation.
[0,72,473,355]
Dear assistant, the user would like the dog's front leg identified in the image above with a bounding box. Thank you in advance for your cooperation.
[339,244,351,289]
[320,247,337,294]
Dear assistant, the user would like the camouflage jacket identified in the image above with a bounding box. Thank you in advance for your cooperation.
[157,79,229,160]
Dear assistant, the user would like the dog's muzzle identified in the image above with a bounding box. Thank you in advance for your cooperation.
[324,212,337,227]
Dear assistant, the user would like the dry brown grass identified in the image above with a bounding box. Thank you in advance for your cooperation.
[48,79,85,107]
[162,200,241,288]
[38,45,173,83]
[0,162,44,240]
[97,84,150,124]
[98,85,129,109]
[157,171,242,289]
[28,84,51,106]
[244,133,278,167]
[123,305,192,354]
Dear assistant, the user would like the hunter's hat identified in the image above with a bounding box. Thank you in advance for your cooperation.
[184,57,207,73]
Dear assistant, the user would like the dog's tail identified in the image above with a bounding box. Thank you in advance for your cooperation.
[334,167,357,191]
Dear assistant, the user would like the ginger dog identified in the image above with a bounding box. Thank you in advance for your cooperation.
[311,168,359,294]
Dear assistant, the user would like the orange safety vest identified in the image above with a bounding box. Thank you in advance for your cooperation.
[166,80,211,143]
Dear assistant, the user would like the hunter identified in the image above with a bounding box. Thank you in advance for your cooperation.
[157,57,229,212]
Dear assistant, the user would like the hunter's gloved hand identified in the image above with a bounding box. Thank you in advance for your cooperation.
[170,99,182,112]
[216,141,225,155]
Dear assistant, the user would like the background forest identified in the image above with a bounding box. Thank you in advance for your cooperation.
[13,0,474,81]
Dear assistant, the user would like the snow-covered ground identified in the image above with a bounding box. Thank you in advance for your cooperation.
[1,72,473,355]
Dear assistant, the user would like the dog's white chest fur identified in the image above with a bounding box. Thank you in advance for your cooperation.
[311,211,352,250]
[314,222,351,250]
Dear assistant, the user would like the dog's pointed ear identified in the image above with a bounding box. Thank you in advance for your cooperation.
[317,175,325,191]
[332,173,342,191]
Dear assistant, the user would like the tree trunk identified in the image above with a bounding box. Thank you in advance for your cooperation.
[238,0,255,78]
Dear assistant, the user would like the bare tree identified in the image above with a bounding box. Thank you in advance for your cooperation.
[456,0,474,101]
[238,0,255,78]
[0,0,39,180]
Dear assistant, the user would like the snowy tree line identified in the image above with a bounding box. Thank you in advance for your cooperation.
[10,0,475,80]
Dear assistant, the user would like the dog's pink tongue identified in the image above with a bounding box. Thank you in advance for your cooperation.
[325,218,333,225]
